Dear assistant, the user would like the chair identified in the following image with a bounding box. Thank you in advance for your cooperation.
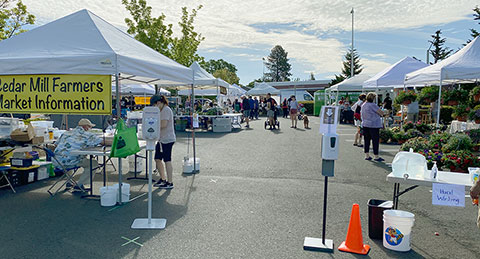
[421,113,432,124]
[42,147,84,196]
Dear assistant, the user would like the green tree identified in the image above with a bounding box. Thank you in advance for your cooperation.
[264,45,292,82]
[467,6,480,45]
[309,72,315,80]
[201,59,237,74]
[329,74,345,86]
[341,47,363,78]
[213,68,240,85]
[0,0,35,40]
[123,0,204,66]
[429,30,452,64]
[246,78,264,88]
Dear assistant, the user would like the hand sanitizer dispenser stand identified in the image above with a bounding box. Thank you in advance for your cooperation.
[304,106,339,253]
[132,107,166,229]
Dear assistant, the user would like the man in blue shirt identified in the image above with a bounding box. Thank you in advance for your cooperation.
[253,97,259,119]
[248,96,255,120]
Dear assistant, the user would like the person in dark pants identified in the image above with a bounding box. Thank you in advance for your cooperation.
[360,92,385,162]
[282,98,288,118]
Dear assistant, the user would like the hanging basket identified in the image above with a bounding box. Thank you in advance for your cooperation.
[402,100,411,105]
[448,100,459,106]
[475,119,480,124]
[474,94,480,102]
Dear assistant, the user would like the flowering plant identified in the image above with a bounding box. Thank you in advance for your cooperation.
[442,133,473,153]
[379,128,394,143]
[415,121,432,134]
[441,150,480,172]
[392,131,410,143]
[403,121,415,131]
[406,129,424,139]
[418,149,444,170]
[428,132,452,150]
[465,129,480,145]
[418,86,438,104]
[394,90,417,105]
[400,137,429,152]
[452,104,471,119]
[468,105,480,121]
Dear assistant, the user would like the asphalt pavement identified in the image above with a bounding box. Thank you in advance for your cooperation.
[1,116,479,258]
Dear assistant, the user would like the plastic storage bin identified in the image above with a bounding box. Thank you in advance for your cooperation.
[100,186,117,206]
[368,199,393,239]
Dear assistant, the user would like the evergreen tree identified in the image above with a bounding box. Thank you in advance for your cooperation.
[429,30,453,64]
[264,45,292,82]
[0,0,35,40]
[467,6,480,44]
[341,48,363,78]
[309,72,315,80]
[329,74,345,86]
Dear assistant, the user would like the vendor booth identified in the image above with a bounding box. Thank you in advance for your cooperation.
[328,74,371,104]
[405,36,480,126]
[0,10,193,200]
[246,82,280,96]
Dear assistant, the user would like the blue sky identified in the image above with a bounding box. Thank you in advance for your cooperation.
[22,0,478,85]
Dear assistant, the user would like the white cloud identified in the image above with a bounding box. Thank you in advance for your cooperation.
[21,0,474,81]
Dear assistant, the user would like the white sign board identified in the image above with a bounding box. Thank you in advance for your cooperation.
[432,183,465,207]
[193,113,199,128]
[319,106,339,134]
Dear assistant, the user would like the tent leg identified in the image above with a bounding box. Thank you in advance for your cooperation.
[437,79,442,128]
[115,73,123,205]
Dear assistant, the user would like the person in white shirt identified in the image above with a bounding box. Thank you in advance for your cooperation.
[150,95,176,189]
[352,93,366,147]
[289,96,299,128]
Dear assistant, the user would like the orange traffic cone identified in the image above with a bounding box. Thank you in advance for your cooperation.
[338,203,371,255]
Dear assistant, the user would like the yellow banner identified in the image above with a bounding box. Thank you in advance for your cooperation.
[0,74,111,115]
[135,96,150,105]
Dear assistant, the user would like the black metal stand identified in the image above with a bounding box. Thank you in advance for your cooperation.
[392,183,419,209]
[304,175,334,252]
[81,155,98,199]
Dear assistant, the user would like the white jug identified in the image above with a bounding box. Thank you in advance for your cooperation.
[392,149,427,179]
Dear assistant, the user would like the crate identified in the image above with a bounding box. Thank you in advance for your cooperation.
[10,158,33,167]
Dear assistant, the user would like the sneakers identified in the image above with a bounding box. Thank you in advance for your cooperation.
[153,179,166,187]
[158,182,174,189]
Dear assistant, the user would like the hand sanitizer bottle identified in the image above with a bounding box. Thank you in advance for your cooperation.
[430,161,438,180]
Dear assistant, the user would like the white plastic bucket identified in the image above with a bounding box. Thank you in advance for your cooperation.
[100,187,117,207]
[383,210,415,252]
[112,183,130,203]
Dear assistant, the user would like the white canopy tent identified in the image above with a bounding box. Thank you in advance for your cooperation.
[328,74,371,104]
[246,82,280,95]
[229,84,246,97]
[0,9,194,200]
[363,57,428,89]
[405,36,480,125]
[112,84,170,96]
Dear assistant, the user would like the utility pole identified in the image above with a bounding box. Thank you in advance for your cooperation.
[262,57,265,81]
[351,8,354,78]
[426,41,434,65]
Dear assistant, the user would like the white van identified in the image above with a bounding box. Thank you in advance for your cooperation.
[279,90,314,102]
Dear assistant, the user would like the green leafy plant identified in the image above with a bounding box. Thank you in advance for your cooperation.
[428,132,452,150]
[452,104,471,120]
[468,104,480,121]
[415,121,432,134]
[470,86,480,103]
[442,89,468,104]
[465,129,480,145]
[441,150,480,172]
[394,90,417,105]
[442,133,473,153]
[440,106,455,124]
[403,121,415,131]
[392,131,410,143]
[380,128,394,143]
[406,129,424,139]
[400,137,430,152]
[418,149,444,170]
[417,86,438,104]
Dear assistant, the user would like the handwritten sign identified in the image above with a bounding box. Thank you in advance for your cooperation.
[432,183,465,207]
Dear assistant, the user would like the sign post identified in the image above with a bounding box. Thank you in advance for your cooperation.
[131,106,166,229]
[304,106,339,253]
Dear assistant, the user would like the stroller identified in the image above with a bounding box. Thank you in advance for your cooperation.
[264,108,280,129]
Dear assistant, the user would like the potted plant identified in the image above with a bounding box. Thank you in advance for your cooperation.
[403,121,415,131]
[415,121,432,134]
[465,129,480,151]
[406,129,424,139]
[468,104,480,124]
[379,128,394,143]
[418,86,438,104]
[428,132,452,151]
[441,133,473,153]
[441,150,480,173]
[442,89,468,106]
[452,104,470,122]
[394,90,417,105]
[400,137,430,152]
[470,86,480,103]
[418,150,444,170]
[393,131,410,144]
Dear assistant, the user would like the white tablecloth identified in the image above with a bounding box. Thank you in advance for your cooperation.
[449,120,480,134]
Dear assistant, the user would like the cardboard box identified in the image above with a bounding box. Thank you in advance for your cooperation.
[10,125,34,142]
[30,136,44,144]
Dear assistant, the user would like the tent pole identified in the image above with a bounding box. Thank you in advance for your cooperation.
[115,73,123,205]
[192,70,197,173]
[437,76,442,128]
